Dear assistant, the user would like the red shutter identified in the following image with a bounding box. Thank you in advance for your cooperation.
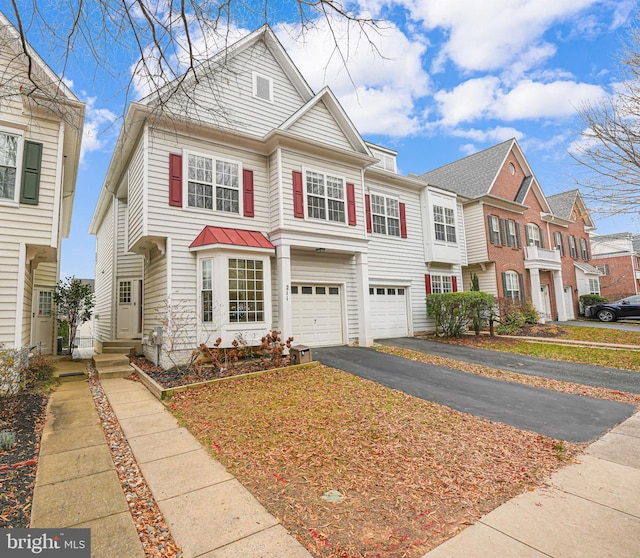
[452,276,458,292]
[243,169,254,217]
[292,171,304,218]
[365,194,372,233]
[399,202,407,238]
[347,183,356,226]
[425,274,432,294]
[169,153,182,207]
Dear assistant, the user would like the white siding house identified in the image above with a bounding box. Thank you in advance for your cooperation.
[89,25,465,368]
[0,12,84,354]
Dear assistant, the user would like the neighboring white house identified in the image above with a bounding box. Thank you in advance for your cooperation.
[0,11,85,355]
[89,25,465,368]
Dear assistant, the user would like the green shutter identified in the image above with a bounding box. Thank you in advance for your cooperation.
[518,273,525,302]
[539,227,545,249]
[499,219,507,245]
[501,272,507,298]
[488,215,497,244]
[20,141,43,205]
[515,223,522,248]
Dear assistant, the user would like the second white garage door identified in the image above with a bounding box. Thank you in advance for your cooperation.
[369,286,408,339]
[291,285,343,347]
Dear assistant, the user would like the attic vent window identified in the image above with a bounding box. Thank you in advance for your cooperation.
[509,163,515,175]
[253,72,273,102]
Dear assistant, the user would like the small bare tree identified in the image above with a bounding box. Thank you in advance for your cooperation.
[572,20,640,216]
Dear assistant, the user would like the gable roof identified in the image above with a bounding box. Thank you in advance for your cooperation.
[0,11,79,103]
[416,139,514,198]
[547,189,595,229]
[141,24,314,108]
[279,87,371,155]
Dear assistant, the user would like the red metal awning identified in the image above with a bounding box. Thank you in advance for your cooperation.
[189,226,274,250]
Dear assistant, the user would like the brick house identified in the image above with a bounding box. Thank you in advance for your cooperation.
[416,139,599,321]
[590,233,640,301]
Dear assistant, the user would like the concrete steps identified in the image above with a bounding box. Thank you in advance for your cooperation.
[92,355,134,379]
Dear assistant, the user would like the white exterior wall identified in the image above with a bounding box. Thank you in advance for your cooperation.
[116,200,144,277]
[365,180,429,332]
[279,149,366,239]
[463,264,498,295]
[290,251,358,344]
[164,40,306,137]
[287,101,353,151]
[94,202,115,343]
[127,139,146,248]
[142,245,168,365]
[463,202,489,263]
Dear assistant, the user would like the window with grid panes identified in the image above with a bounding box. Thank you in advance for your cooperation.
[568,235,577,258]
[228,259,264,322]
[431,275,453,293]
[187,153,239,213]
[433,205,456,243]
[0,132,19,201]
[504,271,520,300]
[488,215,500,244]
[371,193,400,236]
[201,260,213,322]
[306,171,345,223]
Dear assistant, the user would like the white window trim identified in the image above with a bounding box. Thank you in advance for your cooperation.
[0,125,25,206]
[526,223,541,247]
[433,204,457,244]
[370,191,400,237]
[252,71,274,103]
[302,167,348,225]
[182,149,244,217]
[504,270,520,300]
[431,274,454,294]
[588,278,601,295]
[197,252,272,341]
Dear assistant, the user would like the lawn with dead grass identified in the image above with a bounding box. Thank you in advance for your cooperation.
[168,364,582,558]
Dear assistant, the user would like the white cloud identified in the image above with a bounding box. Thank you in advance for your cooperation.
[80,97,117,160]
[275,16,429,135]
[452,126,523,143]
[435,78,607,124]
[396,0,599,72]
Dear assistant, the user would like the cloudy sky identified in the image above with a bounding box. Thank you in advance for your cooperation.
[5,0,637,278]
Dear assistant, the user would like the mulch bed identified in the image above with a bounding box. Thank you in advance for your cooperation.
[0,392,48,528]
[130,355,293,388]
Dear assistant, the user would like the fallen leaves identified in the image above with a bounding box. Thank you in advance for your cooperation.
[168,364,584,558]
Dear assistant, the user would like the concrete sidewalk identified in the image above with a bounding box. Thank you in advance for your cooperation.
[424,411,640,557]
[31,359,311,558]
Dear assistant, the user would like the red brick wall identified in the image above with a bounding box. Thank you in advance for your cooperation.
[593,254,638,300]
[490,153,527,200]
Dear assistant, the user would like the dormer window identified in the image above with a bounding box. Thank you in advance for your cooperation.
[253,72,273,102]
[370,148,397,173]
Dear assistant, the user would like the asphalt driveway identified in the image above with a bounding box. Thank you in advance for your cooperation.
[377,337,640,394]
[313,346,635,443]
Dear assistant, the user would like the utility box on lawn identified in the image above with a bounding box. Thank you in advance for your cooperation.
[290,345,312,365]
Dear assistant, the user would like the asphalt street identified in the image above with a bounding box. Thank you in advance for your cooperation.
[377,337,640,394]
[313,345,635,443]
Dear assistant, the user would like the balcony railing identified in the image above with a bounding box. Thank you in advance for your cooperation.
[524,246,561,265]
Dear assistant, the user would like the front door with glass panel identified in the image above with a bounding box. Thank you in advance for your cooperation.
[32,288,54,354]
[116,279,142,338]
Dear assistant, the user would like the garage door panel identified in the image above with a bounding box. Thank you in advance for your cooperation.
[292,285,343,347]
[369,286,408,339]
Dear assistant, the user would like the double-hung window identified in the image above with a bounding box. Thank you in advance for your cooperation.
[434,205,456,243]
[553,231,565,256]
[580,238,589,260]
[306,170,345,223]
[201,260,214,322]
[371,193,400,236]
[187,153,240,213]
[525,223,543,247]
[588,278,600,295]
[568,235,577,258]
[503,271,521,300]
[431,275,453,293]
[488,215,500,244]
[0,131,19,202]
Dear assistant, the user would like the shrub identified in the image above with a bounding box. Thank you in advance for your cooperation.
[580,294,607,307]
[427,291,496,337]
[0,346,25,398]
[26,354,55,387]
[0,430,17,451]
[521,301,540,324]
[495,298,534,335]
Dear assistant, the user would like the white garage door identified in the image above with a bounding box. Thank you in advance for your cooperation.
[369,286,408,339]
[291,285,343,347]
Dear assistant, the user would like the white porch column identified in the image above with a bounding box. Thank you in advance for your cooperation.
[553,270,568,321]
[276,244,292,341]
[528,268,545,323]
[355,251,372,346]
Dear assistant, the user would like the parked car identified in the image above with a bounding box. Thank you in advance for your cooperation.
[585,295,640,322]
